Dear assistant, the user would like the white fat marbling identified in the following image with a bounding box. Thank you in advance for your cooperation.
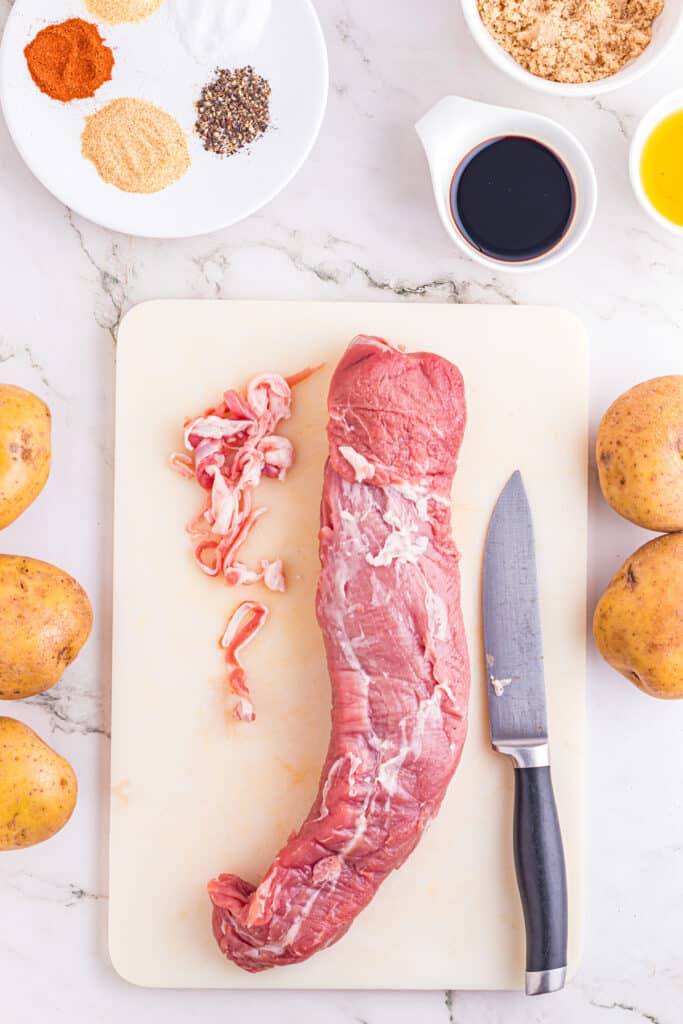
[1,0,682,1020]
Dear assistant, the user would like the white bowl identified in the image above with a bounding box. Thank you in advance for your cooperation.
[416,95,598,273]
[460,0,683,97]
[630,89,683,236]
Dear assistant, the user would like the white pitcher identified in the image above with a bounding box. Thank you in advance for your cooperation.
[415,95,598,273]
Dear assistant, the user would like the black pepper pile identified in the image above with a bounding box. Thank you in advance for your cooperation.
[195,66,271,157]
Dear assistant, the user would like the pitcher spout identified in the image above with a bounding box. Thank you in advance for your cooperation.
[415,95,484,168]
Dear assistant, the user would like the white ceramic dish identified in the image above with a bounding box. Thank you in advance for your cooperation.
[416,96,598,273]
[460,0,683,97]
[0,0,328,238]
[630,89,683,237]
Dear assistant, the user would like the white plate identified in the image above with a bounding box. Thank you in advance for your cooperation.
[0,0,328,238]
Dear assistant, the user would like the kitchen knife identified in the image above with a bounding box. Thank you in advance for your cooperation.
[482,470,568,997]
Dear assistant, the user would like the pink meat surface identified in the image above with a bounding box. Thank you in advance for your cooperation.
[209,335,470,971]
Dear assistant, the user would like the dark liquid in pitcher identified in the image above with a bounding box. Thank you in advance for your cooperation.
[451,136,575,262]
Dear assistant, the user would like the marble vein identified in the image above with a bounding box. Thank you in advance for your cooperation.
[591,1000,661,1024]
[195,229,522,305]
[5,872,105,908]
[596,295,682,331]
[630,227,677,255]
[27,687,110,741]
[0,339,66,400]
[335,16,372,67]
[351,262,519,305]
[193,249,230,298]
[591,98,633,140]
[187,234,523,306]
[23,344,52,392]
[65,209,128,345]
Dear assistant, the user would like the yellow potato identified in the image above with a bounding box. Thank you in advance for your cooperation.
[0,384,51,529]
[593,532,683,699]
[0,717,77,851]
[0,556,93,700]
[596,375,683,532]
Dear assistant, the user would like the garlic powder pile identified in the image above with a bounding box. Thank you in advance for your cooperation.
[478,0,664,84]
[82,98,190,193]
[85,0,164,24]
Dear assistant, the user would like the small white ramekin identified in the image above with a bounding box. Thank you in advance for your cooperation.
[630,89,683,237]
[416,95,598,273]
[460,0,683,98]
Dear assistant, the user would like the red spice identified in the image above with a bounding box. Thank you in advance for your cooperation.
[24,18,114,102]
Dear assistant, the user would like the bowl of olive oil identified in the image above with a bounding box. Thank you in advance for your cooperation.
[631,89,683,235]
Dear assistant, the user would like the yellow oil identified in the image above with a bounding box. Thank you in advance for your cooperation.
[641,110,683,227]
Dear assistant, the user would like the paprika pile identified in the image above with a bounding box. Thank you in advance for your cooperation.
[24,19,114,103]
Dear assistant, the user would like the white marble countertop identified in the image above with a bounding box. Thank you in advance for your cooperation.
[1,0,682,1020]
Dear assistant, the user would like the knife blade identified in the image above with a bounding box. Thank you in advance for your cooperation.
[483,469,548,751]
[483,471,568,997]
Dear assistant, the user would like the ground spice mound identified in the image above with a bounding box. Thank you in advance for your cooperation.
[195,66,271,157]
[84,0,164,24]
[478,0,664,84]
[24,18,114,102]
[81,98,190,194]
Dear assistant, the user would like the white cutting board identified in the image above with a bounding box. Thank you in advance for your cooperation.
[111,301,587,990]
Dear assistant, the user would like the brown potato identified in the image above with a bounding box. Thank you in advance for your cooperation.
[0,384,51,529]
[593,532,683,699]
[0,717,77,851]
[0,555,92,700]
[596,375,683,532]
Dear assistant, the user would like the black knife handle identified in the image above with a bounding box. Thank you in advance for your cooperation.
[513,765,568,995]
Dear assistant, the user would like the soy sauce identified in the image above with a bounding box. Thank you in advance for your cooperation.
[451,136,575,263]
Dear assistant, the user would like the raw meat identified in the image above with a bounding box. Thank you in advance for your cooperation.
[170,370,314,722]
[209,335,470,971]
[220,602,269,723]
[170,373,298,590]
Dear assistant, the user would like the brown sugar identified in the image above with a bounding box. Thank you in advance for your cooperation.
[478,0,664,84]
